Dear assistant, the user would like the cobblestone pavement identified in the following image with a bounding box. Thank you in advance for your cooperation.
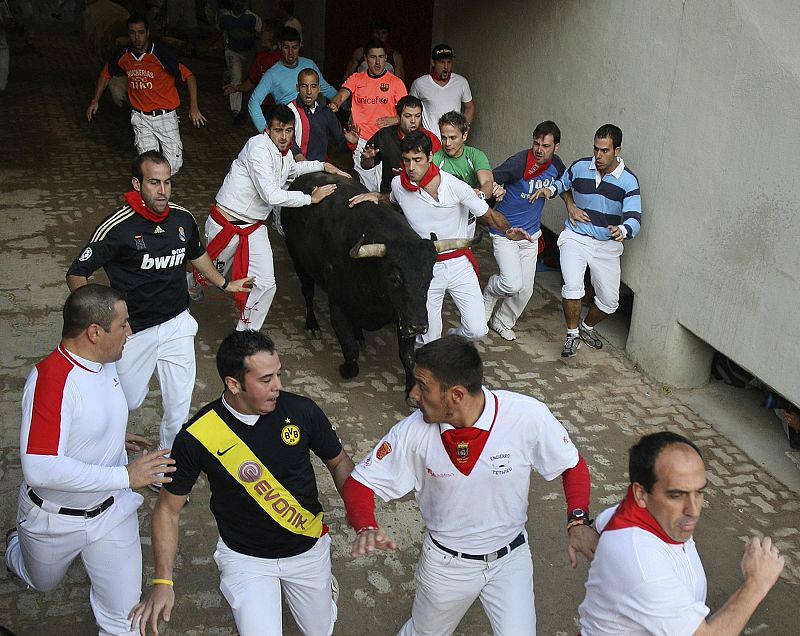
[1,26,798,636]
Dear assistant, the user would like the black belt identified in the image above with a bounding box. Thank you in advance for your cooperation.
[28,489,114,518]
[430,532,525,562]
[133,108,174,117]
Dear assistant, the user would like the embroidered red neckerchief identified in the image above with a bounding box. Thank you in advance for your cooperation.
[400,162,440,192]
[523,151,552,181]
[440,393,498,476]
[603,484,683,545]
[124,191,169,223]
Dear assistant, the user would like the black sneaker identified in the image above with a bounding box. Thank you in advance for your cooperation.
[579,326,603,350]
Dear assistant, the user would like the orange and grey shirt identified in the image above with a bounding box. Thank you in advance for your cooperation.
[102,42,192,112]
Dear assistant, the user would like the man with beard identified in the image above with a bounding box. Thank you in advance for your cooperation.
[194,104,350,332]
[67,151,253,458]
[359,95,441,193]
[86,14,206,176]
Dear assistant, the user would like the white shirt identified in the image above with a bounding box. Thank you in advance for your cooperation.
[409,73,473,140]
[579,506,710,636]
[20,346,130,509]
[351,387,579,554]
[390,170,488,243]
[216,132,325,223]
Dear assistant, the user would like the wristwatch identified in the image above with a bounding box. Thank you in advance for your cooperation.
[567,508,592,528]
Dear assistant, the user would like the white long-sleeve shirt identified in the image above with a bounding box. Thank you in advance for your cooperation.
[20,346,130,509]
[215,132,325,223]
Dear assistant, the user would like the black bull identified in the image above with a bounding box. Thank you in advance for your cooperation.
[284,173,474,395]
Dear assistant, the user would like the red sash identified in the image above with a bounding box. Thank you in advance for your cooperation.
[603,484,682,545]
[440,394,498,476]
[194,206,261,317]
[523,152,553,181]
[435,247,479,278]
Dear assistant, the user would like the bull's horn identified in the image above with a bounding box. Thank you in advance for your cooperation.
[433,238,473,253]
[349,235,387,259]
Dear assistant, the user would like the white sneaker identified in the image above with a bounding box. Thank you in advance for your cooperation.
[483,293,498,323]
[489,319,516,341]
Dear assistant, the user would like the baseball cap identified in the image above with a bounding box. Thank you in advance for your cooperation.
[431,44,454,60]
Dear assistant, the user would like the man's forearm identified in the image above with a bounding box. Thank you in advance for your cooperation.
[697,581,773,636]
[185,74,200,111]
[91,74,110,103]
[151,496,182,579]
[66,274,88,291]
[190,253,226,288]
[463,100,475,125]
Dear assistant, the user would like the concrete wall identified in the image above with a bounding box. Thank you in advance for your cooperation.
[434,0,800,405]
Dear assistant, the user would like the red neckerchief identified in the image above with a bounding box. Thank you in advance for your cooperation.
[440,393,498,476]
[523,151,552,181]
[400,163,440,192]
[603,484,683,545]
[124,191,169,223]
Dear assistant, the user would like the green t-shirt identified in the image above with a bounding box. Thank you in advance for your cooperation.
[432,146,491,188]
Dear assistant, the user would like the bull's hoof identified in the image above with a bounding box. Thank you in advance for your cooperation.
[339,361,359,379]
[305,328,322,340]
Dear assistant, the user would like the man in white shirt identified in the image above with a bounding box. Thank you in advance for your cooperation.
[341,335,597,635]
[4,284,176,636]
[410,44,475,140]
[194,104,350,331]
[579,431,785,636]
[349,131,514,345]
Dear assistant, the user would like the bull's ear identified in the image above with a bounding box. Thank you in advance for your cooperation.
[430,233,439,242]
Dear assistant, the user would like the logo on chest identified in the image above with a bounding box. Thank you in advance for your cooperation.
[456,441,470,463]
[238,461,263,482]
[490,453,512,475]
[281,420,301,446]
[134,234,147,250]
[140,247,185,270]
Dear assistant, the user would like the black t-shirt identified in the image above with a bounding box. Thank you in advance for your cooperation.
[167,394,343,558]
[367,124,404,193]
[67,202,204,332]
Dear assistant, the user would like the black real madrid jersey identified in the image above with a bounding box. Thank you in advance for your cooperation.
[67,201,204,332]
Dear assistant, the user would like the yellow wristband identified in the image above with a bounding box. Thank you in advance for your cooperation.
[151,578,174,587]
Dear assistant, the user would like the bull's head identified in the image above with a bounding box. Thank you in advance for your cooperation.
[349,234,435,338]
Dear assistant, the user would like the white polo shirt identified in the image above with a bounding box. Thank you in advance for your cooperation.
[409,73,473,140]
[351,387,579,554]
[578,506,710,635]
[390,170,488,242]
[216,132,324,223]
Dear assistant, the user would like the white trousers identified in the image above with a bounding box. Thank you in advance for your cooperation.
[5,487,144,636]
[558,228,623,314]
[130,109,183,175]
[397,534,536,636]
[484,231,541,329]
[225,48,248,114]
[419,256,488,345]
[352,137,381,191]
[205,215,276,331]
[116,310,197,450]
[213,533,337,636]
